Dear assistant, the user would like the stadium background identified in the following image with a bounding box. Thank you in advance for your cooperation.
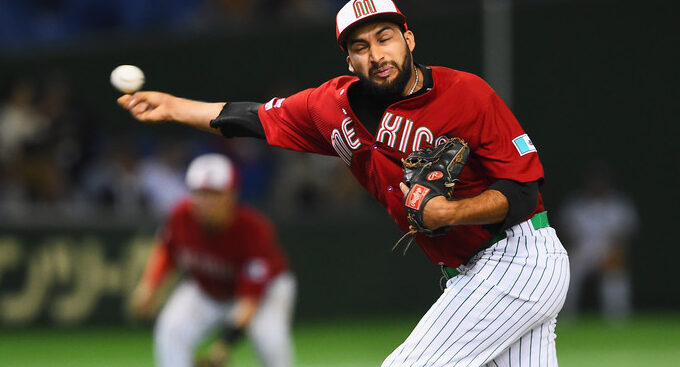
[1,0,678,365]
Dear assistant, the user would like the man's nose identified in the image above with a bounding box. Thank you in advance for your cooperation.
[368,45,384,63]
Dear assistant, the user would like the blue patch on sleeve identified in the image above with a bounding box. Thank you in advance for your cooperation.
[512,134,537,156]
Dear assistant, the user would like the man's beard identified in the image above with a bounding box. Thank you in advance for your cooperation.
[357,49,413,101]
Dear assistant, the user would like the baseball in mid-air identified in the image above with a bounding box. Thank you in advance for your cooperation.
[110,64,145,94]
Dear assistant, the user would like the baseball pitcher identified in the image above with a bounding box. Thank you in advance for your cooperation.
[119,1,570,365]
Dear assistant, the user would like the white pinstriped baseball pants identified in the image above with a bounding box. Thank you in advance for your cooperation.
[382,219,570,367]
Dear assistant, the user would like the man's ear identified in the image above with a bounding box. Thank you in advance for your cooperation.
[403,30,416,52]
[346,56,355,73]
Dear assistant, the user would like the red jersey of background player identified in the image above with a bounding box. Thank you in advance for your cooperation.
[258,66,545,268]
[154,199,288,300]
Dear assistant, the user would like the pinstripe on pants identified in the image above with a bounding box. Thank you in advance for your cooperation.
[382,219,570,367]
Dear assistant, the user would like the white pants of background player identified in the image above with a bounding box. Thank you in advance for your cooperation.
[154,272,296,367]
[383,219,570,367]
[562,239,631,321]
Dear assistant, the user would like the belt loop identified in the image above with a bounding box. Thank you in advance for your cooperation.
[441,265,460,280]
[530,211,549,230]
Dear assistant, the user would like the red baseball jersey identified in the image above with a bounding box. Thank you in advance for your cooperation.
[258,66,545,268]
[159,199,288,300]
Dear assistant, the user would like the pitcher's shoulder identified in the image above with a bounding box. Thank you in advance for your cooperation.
[430,66,495,99]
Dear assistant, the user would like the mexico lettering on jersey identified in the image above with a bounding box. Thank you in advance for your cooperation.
[258,66,545,268]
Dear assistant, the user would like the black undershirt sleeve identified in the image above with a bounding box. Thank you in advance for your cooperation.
[484,179,539,234]
[209,102,265,139]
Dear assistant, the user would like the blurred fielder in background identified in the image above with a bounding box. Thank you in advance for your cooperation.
[559,162,638,322]
[119,0,569,365]
[130,153,296,367]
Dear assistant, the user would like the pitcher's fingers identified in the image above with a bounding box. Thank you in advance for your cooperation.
[124,91,153,109]
[131,102,150,116]
[400,182,409,196]
[117,94,132,108]
[130,91,162,105]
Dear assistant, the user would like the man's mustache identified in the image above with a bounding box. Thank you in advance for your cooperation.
[370,61,401,76]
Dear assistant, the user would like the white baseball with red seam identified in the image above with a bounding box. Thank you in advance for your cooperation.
[110,65,145,94]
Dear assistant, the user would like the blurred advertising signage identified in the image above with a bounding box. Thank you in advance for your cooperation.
[0,229,153,326]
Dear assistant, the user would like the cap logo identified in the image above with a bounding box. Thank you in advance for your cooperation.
[354,0,377,18]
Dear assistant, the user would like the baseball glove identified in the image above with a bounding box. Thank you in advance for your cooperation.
[393,137,469,254]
